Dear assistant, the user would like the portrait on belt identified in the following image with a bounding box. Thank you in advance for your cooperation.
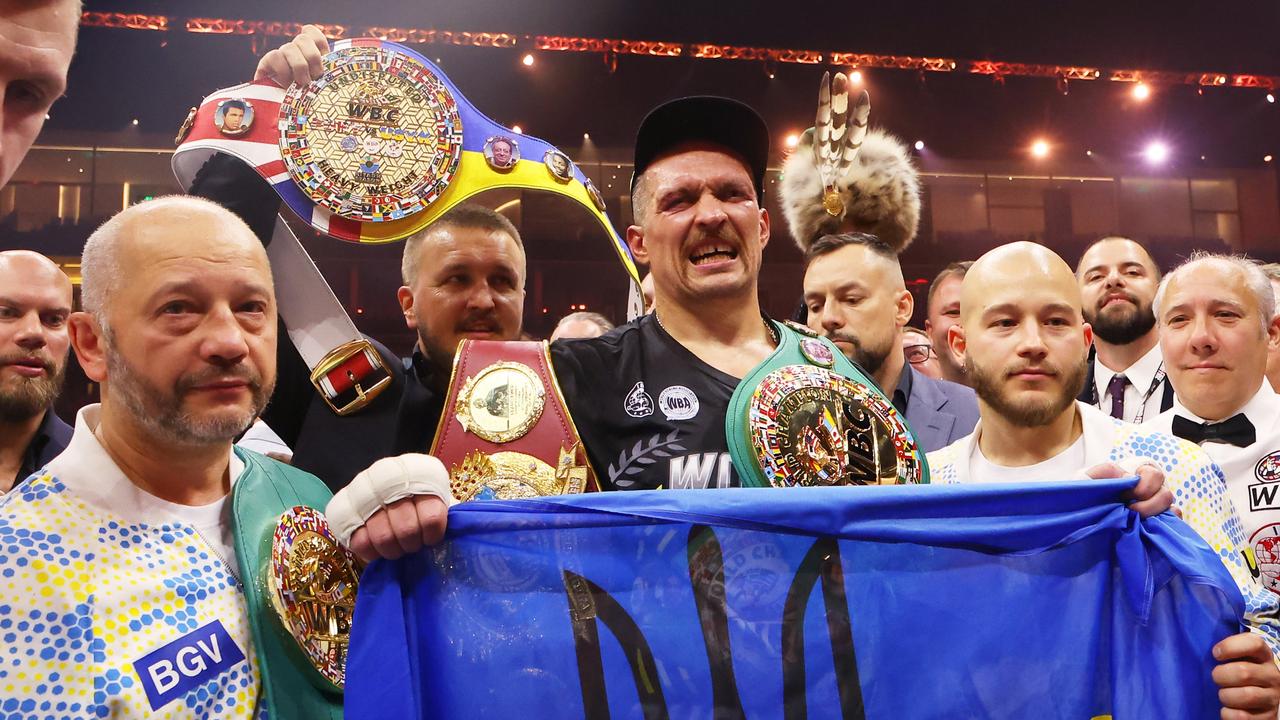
[543,150,573,183]
[483,136,520,171]
[214,99,254,137]
[585,178,606,212]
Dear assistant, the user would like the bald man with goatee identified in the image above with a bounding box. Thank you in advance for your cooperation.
[0,250,72,491]
[926,242,1280,714]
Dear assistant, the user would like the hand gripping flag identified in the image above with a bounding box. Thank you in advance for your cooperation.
[346,479,1245,719]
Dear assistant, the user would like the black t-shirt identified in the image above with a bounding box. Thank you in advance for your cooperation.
[551,314,742,491]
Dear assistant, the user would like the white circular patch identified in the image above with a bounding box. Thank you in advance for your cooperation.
[658,385,700,421]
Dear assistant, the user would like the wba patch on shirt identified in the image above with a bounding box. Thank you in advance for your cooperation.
[552,316,740,490]
[134,620,247,710]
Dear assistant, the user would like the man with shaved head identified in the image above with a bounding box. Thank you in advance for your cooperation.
[803,232,977,451]
[0,196,375,716]
[1076,236,1172,423]
[928,241,1280,714]
[0,249,72,490]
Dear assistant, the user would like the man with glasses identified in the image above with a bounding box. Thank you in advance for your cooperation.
[803,232,978,451]
[902,326,943,379]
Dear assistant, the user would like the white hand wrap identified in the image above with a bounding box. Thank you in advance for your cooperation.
[325,453,457,547]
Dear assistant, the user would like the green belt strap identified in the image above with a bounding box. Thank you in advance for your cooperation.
[231,448,345,719]
[725,319,929,487]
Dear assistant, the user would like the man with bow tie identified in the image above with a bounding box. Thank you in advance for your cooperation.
[1151,255,1280,604]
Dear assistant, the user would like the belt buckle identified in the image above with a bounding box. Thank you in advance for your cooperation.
[309,339,393,416]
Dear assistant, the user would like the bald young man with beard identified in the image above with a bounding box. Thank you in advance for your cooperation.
[1076,236,1173,423]
[927,241,1280,716]
[0,250,72,491]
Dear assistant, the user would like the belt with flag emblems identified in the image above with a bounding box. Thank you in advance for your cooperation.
[172,38,643,416]
[726,320,928,487]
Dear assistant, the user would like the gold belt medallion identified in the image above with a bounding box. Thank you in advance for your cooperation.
[455,361,546,443]
[267,506,362,688]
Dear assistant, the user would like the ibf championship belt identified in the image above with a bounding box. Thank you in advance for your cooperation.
[432,340,597,501]
[725,321,928,487]
[172,38,640,414]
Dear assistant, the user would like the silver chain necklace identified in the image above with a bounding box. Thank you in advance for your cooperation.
[653,310,779,345]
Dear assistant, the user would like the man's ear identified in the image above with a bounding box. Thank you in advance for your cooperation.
[626,225,650,265]
[895,290,914,329]
[397,286,416,330]
[757,207,770,250]
[1266,315,1280,352]
[68,312,108,383]
[947,323,967,368]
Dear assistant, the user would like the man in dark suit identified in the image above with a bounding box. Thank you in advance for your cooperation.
[1075,236,1172,423]
[802,232,979,452]
[0,251,73,491]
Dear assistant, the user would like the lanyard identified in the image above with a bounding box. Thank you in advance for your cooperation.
[1095,361,1166,424]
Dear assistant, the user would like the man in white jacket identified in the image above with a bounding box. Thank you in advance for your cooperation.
[927,241,1280,717]
[1150,255,1280,603]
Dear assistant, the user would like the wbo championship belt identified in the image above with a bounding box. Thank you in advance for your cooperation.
[172,38,642,415]
[726,320,927,487]
[432,339,597,501]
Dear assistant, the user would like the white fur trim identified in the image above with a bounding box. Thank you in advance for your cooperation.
[780,128,921,253]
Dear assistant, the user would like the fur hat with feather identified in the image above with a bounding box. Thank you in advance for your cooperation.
[780,72,921,253]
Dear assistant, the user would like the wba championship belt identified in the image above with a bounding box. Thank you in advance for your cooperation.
[230,448,361,720]
[726,320,928,487]
[172,38,641,414]
[432,340,597,501]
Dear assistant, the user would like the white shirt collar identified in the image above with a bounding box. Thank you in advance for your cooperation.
[949,402,1120,483]
[1094,341,1164,394]
[45,404,243,527]
[1172,379,1280,428]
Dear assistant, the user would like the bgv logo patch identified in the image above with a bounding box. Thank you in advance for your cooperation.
[134,619,246,710]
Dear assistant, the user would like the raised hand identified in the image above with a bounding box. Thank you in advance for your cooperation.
[254,24,330,89]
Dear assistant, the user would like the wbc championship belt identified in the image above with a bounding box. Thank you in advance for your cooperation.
[230,448,360,720]
[432,340,597,501]
[172,38,642,415]
[726,321,928,487]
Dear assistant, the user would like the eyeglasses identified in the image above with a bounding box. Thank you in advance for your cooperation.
[904,344,936,365]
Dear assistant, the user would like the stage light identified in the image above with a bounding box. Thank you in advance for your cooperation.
[1268,93,1276,104]
[521,53,534,67]
[583,132,590,140]
[849,70,863,85]
[914,140,925,151]
[1132,82,1151,101]
[1143,141,1169,165]
[784,133,799,149]
[1266,155,1274,163]
[1030,139,1050,159]
[1085,150,1093,157]
[131,119,139,126]
[512,125,523,134]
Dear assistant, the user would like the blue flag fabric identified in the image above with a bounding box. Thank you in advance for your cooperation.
[346,480,1243,719]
